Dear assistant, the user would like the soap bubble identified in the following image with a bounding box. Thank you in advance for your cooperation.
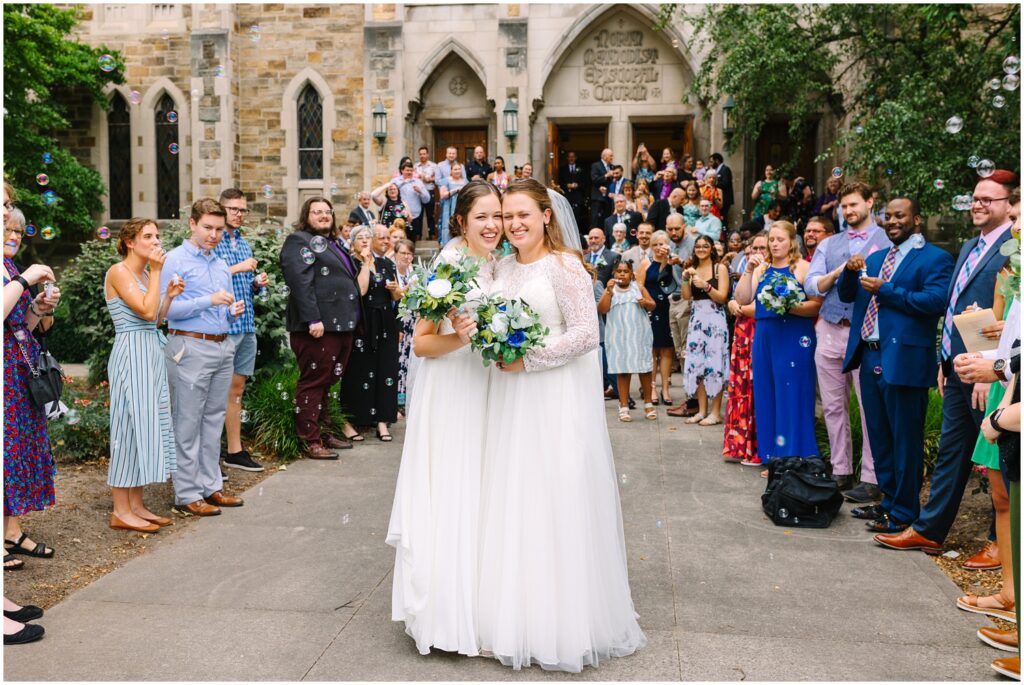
[933,179,946,190]
[853,125,864,134]
[334,363,343,375]
[129,90,141,105]
[342,514,351,525]
[168,143,180,155]
[300,248,315,265]
[65,409,81,425]
[656,520,663,528]
[799,336,811,348]
[349,294,355,300]
[775,435,786,447]
[262,185,273,199]
[249,24,261,42]
[280,392,288,400]
[191,88,201,100]
[166,111,178,123]
[953,195,974,211]
[993,95,1006,109]
[310,235,329,253]
[24,224,36,237]
[619,473,629,485]
[1003,74,1020,91]
[976,159,995,178]
[967,155,980,168]
[276,383,283,391]
[98,54,116,73]
[160,28,170,41]
[239,410,249,423]
[40,226,56,241]
[385,377,394,386]
[97,226,110,239]
[831,166,843,178]
[362,382,369,390]
[320,267,329,276]
[35,173,49,186]
[279,285,290,296]
[885,168,893,176]
[1004,55,1021,75]
[369,371,375,379]
[330,183,339,196]
[42,190,57,205]
[990,78,1003,90]
[873,365,883,375]
[310,362,317,370]
[41,152,53,164]
[944,116,963,134]
[214,65,225,78]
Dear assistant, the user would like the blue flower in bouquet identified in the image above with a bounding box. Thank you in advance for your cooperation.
[470,294,549,367]
[507,330,527,348]
[757,271,807,316]
[773,282,791,297]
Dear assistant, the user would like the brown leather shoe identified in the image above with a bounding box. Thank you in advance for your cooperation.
[873,527,942,553]
[307,443,339,460]
[139,514,173,527]
[991,656,1020,680]
[205,491,243,507]
[666,403,699,417]
[323,435,353,450]
[179,500,221,517]
[109,514,159,533]
[979,627,1020,653]
[963,541,1002,571]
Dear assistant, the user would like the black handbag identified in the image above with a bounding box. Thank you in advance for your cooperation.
[9,325,64,408]
[761,457,843,528]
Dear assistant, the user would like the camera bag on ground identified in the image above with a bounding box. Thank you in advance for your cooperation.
[761,456,843,528]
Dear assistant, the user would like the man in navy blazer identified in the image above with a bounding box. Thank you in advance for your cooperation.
[874,170,1017,553]
[838,197,954,533]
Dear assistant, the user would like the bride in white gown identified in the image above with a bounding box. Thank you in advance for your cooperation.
[477,179,647,672]
[386,181,503,656]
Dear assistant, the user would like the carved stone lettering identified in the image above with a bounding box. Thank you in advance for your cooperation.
[582,28,661,102]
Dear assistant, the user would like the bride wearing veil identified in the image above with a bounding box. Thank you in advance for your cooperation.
[476,179,646,672]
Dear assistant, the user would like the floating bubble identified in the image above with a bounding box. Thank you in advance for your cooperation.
[214,65,226,78]
[41,152,53,165]
[348,320,354,327]
[310,235,329,253]
[276,383,283,390]
[775,435,786,447]
[831,166,843,178]
[349,293,355,300]
[280,392,288,400]
[65,409,81,425]
[778,508,789,519]
[129,90,141,105]
[334,363,343,375]
[300,247,315,265]
[279,285,290,295]
[993,95,1006,109]
[619,473,629,485]
[944,116,963,134]
[98,54,116,73]
[799,336,811,348]
[36,173,49,186]
[1003,74,1020,91]
[191,88,201,100]
[249,24,262,42]
[873,365,883,375]
[294,406,300,413]
[368,371,375,379]
[40,226,56,240]
[24,224,36,237]
[239,409,249,423]
[342,514,351,525]
[885,168,893,176]
[990,78,1003,91]
[1004,55,1021,75]
[310,362,317,370]
[330,184,339,196]
[42,190,57,205]
[262,185,273,199]
[160,28,170,40]
[976,158,995,178]
[655,520,663,529]
[385,377,394,386]
[629,228,637,237]
[932,179,945,190]
[320,266,330,276]
[967,155,980,168]
[168,142,180,155]
[166,111,178,123]
[853,125,865,134]
[362,382,369,390]
[97,226,110,239]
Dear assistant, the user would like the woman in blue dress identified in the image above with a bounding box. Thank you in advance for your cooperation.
[734,222,821,475]
[635,231,677,406]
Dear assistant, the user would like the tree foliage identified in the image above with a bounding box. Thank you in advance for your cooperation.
[3,3,123,249]
[662,3,1021,216]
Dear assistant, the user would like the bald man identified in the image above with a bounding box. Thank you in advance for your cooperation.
[591,148,615,227]
[584,228,621,287]
[646,187,687,232]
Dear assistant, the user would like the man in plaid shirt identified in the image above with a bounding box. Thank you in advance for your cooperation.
[214,188,269,473]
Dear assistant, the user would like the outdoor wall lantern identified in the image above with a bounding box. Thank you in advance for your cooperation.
[722,94,736,141]
[503,97,519,151]
[373,100,388,150]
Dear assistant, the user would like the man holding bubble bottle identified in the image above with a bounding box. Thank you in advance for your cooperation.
[161,198,246,517]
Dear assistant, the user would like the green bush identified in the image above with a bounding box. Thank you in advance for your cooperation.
[242,363,348,462]
[48,379,111,464]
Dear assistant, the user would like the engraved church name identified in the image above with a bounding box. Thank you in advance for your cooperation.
[582,29,660,102]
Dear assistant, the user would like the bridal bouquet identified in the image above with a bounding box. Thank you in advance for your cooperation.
[398,251,483,323]
[469,295,549,367]
[757,270,806,315]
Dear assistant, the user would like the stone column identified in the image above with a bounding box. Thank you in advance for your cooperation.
[190,23,235,200]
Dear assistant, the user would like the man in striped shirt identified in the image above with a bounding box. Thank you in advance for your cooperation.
[214,188,269,473]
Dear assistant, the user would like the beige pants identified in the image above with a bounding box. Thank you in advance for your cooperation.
[668,296,691,399]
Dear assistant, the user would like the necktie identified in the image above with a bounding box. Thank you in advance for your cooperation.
[591,252,599,265]
[941,238,986,358]
[860,247,900,340]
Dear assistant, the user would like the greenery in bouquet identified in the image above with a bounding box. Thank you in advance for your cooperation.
[398,251,483,323]
[469,295,549,367]
[757,271,807,316]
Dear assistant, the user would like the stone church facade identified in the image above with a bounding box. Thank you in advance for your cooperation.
[63,3,837,227]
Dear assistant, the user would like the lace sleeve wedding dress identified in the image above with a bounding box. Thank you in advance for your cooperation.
[477,251,647,672]
[386,240,494,657]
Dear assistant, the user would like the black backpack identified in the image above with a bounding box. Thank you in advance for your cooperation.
[761,457,843,528]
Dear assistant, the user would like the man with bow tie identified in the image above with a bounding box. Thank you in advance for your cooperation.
[347,191,377,226]
[805,181,892,502]
[603,195,643,246]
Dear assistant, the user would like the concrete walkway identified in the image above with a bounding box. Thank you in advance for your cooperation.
[4,392,999,680]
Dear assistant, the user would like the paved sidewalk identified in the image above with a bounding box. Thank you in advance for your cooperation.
[4,392,999,680]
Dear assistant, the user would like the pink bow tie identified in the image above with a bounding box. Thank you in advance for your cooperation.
[848,230,868,240]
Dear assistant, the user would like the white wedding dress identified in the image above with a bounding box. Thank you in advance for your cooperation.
[477,252,647,672]
[386,241,494,656]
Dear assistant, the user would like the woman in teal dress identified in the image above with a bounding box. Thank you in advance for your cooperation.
[751,164,785,219]
[735,222,822,471]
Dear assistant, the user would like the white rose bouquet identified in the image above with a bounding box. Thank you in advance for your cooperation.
[469,295,549,367]
[756,270,807,316]
[398,251,483,322]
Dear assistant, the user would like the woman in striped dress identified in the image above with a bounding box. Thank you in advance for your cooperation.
[104,219,183,533]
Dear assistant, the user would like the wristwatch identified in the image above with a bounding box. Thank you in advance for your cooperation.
[989,408,1006,434]
[993,358,1008,382]
[14,276,30,290]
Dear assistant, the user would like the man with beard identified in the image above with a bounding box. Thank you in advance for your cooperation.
[838,197,954,535]
[805,182,891,501]
[803,215,834,261]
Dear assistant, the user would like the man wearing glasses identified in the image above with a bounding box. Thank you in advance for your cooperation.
[875,169,1018,556]
[213,188,269,474]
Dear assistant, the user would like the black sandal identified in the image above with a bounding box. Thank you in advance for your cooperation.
[5,533,54,558]
[342,427,365,442]
[376,428,393,442]
[3,554,24,571]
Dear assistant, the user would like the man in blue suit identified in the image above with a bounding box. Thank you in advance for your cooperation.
[875,170,1017,553]
[838,197,954,533]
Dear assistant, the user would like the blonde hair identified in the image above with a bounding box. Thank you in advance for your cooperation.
[768,221,802,269]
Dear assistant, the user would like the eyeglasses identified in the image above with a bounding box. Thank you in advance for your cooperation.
[972,196,1009,208]
[224,206,250,215]
[3,202,14,211]
[309,210,334,217]
[5,227,25,237]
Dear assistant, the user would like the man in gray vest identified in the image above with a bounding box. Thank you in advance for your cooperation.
[664,213,701,418]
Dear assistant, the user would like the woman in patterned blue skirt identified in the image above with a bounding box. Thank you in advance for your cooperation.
[104,219,183,533]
